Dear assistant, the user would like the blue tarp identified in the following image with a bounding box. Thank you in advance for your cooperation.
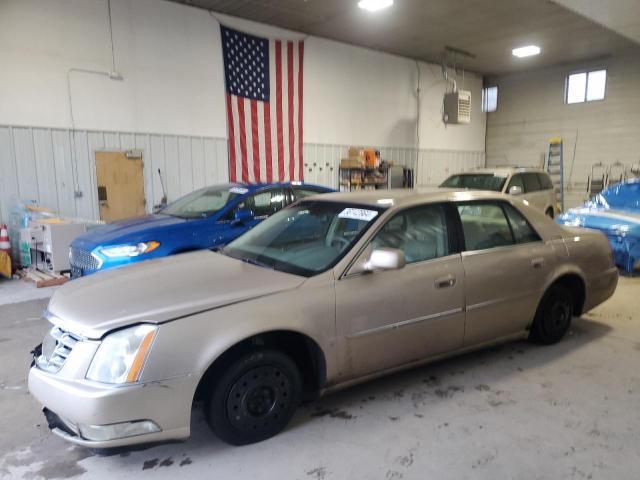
[558,179,640,274]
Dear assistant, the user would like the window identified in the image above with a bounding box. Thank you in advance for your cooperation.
[503,204,541,244]
[223,202,381,276]
[537,173,554,190]
[162,186,241,219]
[292,187,323,201]
[507,174,525,192]
[229,188,288,220]
[440,174,507,192]
[481,86,498,113]
[371,205,449,263]
[457,203,513,251]
[522,172,542,193]
[565,69,606,104]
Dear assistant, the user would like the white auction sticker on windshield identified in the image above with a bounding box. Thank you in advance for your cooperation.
[338,208,379,222]
[229,187,249,194]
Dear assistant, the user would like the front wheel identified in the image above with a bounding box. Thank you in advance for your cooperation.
[529,284,573,344]
[206,349,302,445]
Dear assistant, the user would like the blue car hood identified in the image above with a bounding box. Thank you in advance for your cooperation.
[73,214,189,249]
[559,207,640,235]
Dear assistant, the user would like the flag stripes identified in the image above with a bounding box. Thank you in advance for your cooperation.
[222,26,304,183]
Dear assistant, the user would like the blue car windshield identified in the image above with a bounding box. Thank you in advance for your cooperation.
[440,174,507,192]
[222,201,384,277]
[162,186,245,219]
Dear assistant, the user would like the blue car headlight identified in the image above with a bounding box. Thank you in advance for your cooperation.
[99,241,160,258]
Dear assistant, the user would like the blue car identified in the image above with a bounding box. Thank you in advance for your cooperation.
[557,179,640,274]
[69,182,333,277]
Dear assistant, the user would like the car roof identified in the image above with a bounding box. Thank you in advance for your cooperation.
[307,188,510,208]
[451,166,548,177]
[225,181,333,193]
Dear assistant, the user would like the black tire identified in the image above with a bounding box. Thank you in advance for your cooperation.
[545,208,555,219]
[206,349,302,446]
[529,284,573,344]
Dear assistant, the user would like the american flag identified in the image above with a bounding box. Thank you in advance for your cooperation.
[221,25,304,183]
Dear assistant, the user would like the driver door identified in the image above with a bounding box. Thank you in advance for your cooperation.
[335,203,465,380]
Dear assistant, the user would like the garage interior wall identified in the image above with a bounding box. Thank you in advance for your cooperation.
[485,52,640,209]
[0,0,485,223]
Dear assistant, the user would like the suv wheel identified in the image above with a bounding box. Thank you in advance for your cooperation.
[206,349,302,445]
[529,284,573,344]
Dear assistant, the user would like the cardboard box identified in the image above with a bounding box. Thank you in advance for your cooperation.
[348,146,363,158]
[340,157,365,169]
[363,149,378,168]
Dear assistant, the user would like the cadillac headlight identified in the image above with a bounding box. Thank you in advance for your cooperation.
[86,325,157,384]
[99,241,160,258]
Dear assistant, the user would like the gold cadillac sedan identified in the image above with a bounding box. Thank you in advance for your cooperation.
[29,189,618,447]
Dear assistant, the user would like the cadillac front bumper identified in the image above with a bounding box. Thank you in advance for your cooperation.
[28,366,197,448]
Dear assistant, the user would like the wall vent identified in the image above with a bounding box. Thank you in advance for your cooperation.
[443,90,471,124]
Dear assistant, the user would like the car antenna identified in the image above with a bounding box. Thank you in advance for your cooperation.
[158,168,168,207]
[152,168,168,213]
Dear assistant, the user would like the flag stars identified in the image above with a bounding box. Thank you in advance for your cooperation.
[223,28,270,101]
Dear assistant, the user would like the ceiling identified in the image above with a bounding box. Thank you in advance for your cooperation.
[169,0,640,75]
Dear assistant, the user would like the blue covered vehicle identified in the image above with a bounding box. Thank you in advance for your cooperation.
[69,182,333,277]
[558,179,640,274]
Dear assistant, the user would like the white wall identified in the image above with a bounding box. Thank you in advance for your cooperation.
[0,0,486,223]
[485,52,640,208]
[0,0,484,149]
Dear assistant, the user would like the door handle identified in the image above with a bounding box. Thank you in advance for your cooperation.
[435,275,456,289]
[530,257,545,269]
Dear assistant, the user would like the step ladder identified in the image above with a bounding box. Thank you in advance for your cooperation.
[587,162,607,197]
[545,137,564,212]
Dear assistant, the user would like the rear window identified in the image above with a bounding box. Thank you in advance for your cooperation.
[522,173,542,193]
[537,173,554,190]
[440,174,507,192]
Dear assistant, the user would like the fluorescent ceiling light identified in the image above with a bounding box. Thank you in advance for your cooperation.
[512,45,540,58]
[358,0,393,12]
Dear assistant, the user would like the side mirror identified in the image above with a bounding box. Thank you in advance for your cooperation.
[363,248,406,271]
[509,185,523,196]
[232,209,254,225]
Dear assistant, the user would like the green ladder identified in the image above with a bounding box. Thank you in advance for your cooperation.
[546,138,564,212]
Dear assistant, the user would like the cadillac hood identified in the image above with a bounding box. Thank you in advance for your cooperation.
[47,251,306,339]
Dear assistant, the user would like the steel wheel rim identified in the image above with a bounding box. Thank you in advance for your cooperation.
[547,295,571,336]
[226,365,291,431]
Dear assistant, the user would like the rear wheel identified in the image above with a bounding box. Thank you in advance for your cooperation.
[206,349,302,445]
[545,207,555,218]
[529,284,573,344]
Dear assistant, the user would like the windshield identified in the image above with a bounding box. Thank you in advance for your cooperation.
[222,201,384,277]
[162,185,246,219]
[440,174,507,192]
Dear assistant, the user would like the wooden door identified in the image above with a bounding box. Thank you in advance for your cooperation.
[95,151,146,222]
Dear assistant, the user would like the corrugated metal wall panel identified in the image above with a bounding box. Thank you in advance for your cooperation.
[0,125,228,224]
[13,127,40,203]
[302,143,481,188]
[0,124,484,224]
[417,149,485,186]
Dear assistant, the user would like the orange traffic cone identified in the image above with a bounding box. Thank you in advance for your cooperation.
[0,224,10,255]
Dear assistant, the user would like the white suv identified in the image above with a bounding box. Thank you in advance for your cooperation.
[440,167,557,217]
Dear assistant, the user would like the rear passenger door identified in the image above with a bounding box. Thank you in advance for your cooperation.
[456,201,554,346]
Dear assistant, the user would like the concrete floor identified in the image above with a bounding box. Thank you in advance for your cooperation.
[0,277,639,480]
